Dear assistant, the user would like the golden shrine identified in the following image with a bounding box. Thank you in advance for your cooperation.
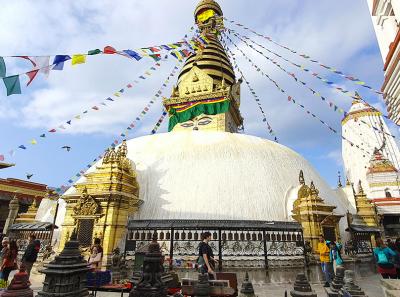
[59,140,141,259]
[292,171,343,252]
[353,181,379,227]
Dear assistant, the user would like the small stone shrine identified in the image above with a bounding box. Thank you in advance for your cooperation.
[239,272,256,297]
[326,266,345,297]
[290,273,317,297]
[0,265,33,297]
[36,231,90,297]
[129,234,168,297]
[109,247,128,283]
[339,270,367,297]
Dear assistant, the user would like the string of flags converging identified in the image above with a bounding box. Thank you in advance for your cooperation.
[151,110,168,135]
[224,17,384,97]
[220,37,278,142]
[224,31,396,140]
[0,33,208,96]
[55,61,183,194]
[224,33,372,157]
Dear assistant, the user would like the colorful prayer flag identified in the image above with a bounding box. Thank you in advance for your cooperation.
[26,70,39,86]
[71,54,86,65]
[149,54,161,61]
[52,55,71,70]
[88,49,101,55]
[122,50,142,61]
[3,75,21,96]
[0,155,4,161]
[0,57,6,77]
[30,139,37,145]
[18,145,26,150]
[104,46,117,54]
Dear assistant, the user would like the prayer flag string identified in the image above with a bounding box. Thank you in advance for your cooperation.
[223,33,372,157]
[0,33,208,97]
[55,60,183,194]
[224,17,384,97]
[219,37,278,142]
[151,110,168,135]
[225,30,396,140]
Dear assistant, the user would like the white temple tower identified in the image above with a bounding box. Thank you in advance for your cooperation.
[342,94,400,195]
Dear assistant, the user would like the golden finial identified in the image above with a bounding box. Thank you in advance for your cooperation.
[346,176,350,186]
[117,140,128,159]
[299,170,305,185]
[357,180,365,195]
[109,147,117,162]
[103,148,111,164]
[337,171,342,188]
[310,181,319,195]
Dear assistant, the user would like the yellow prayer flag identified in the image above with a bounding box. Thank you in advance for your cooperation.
[197,9,215,22]
[75,115,81,119]
[30,139,37,145]
[71,54,86,66]
[114,92,120,97]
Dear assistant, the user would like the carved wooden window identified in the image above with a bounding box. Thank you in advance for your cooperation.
[77,219,94,247]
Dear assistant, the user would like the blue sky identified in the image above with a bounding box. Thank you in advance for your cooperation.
[0,0,395,189]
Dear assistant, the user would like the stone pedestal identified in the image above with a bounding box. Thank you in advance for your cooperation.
[36,232,90,297]
[2,196,19,235]
[290,273,317,297]
[129,236,167,297]
[239,272,256,297]
[194,274,211,297]
[381,279,400,297]
[0,265,33,297]
[339,270,367,297]
[326,266,345,297]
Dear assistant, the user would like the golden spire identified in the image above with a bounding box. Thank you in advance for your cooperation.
[117,140,128,159]
[357,180,365,196]
[337,171,342,188]
[310,181,319,196]
[299,170,305,185]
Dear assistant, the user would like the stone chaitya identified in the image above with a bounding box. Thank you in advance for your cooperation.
[36,231,90,297]
[325,266,345,297]
[60,140,141,259]
[239,272,256,297]
[0,265,33,297]
[339,270,367,297]
[290,273,317,297]
[129,234,168,297]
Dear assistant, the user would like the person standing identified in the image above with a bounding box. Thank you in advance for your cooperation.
[21,234,40,277]
[197,232,217,280]
[1,240,18,282]
[329,241,343,274]
[374,238,397,279]
[318,235,332,287]
[0,237,9,280]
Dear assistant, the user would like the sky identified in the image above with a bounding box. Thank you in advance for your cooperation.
[0,0,395,190]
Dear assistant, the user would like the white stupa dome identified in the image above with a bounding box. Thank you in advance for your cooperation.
[65,131,344,221]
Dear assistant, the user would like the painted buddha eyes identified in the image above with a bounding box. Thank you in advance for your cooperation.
[180,116,213,128]
[197,116,212,126]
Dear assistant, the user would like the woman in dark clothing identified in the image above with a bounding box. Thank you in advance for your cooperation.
[1,240,18,282]
[197,232,217,280]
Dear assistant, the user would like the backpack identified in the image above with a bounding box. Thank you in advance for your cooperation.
[376,249,389,264]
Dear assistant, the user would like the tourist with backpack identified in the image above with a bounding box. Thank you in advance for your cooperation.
[374,238,397,279]
[329,241,343,274]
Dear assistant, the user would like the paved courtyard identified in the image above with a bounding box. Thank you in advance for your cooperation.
[24,262,385,297]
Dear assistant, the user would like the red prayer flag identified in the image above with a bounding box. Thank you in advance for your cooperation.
[92,106,99,110]
[16,56,36,67]
[26,69,39,86]
[0,155,4,161]
[149,47,160,52]
[104,46,117,54]
[49,128,56,133]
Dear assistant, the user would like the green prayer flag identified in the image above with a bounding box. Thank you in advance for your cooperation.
[88,49,101,55]
[3,75,21,96]
[0,57,5,77]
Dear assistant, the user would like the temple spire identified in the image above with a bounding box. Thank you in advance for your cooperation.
[299,170,305,185]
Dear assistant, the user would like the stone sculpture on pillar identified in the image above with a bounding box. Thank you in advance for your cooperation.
[129,234,168,297]
[239,272,256,297]
[2,195,19,235]
[339,270,367,297]
[36,231,90,297]
[326,266,345,297]
[0,264,33,297]
[290,273,317,297]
